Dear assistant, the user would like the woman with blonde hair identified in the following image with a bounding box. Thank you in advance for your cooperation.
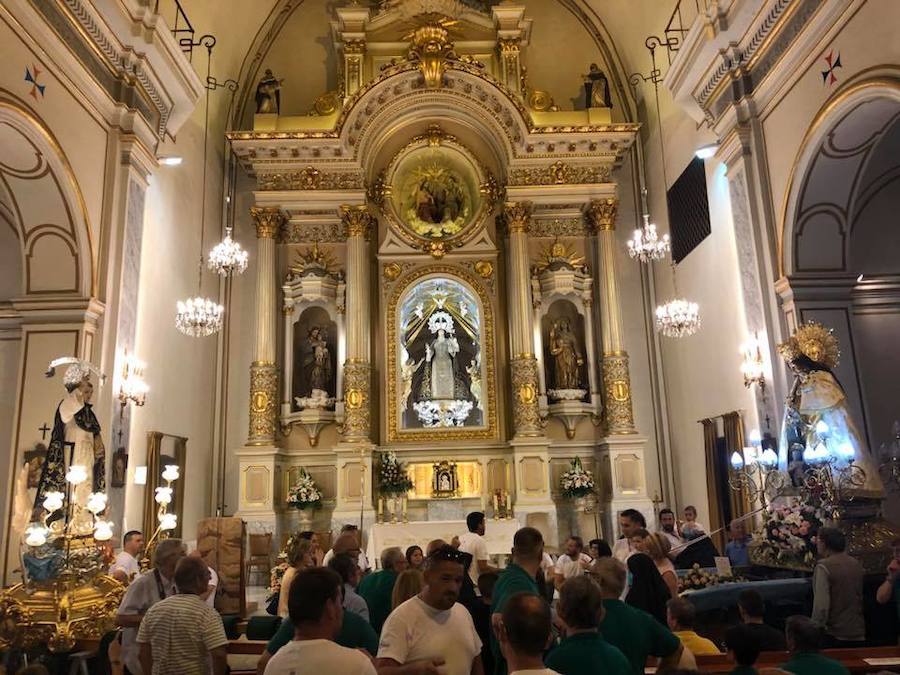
[631,528,678,598]
[391,568,424,610]
[277,538,315,617]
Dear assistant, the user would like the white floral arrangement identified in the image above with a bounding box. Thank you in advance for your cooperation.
[378,451,413,496]
[286,468,321,511]
[413,399,473,427]
[560,457,595,498]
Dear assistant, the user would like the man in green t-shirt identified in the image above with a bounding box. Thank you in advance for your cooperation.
[545,575,630,675]
[781,615,849,675]
[875,536,900,644]
[490,526,544,675]
[358,546,408,634]
[593,558,683,675]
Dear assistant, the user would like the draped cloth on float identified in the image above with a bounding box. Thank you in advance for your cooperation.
[33,394,106,519]
[778,370,882,494]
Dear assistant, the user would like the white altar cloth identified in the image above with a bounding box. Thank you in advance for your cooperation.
[366,519,520,568]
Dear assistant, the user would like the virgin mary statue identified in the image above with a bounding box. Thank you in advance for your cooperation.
[777,322,882,495]
[419,311,465,401]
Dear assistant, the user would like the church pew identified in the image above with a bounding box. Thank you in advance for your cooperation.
[682,645,900,673]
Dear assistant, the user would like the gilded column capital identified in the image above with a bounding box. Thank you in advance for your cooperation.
[500,201,533,235]
[340,204,375,240]
[586,197,618,232]
[602,352,635,434]
[250,206,286,239]
[248,362,279,445]
[344,39,366,55]
[498,37,521,54]
[341,360,372,442]
[510,355,543,436]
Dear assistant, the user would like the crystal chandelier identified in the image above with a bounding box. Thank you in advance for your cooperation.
[655,297,701,337]
[208,227,248,276]
[627,213,670,262]
[175,40,223,337]
[176,296,224,337]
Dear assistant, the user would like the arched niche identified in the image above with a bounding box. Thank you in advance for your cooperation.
[386,266,497,442]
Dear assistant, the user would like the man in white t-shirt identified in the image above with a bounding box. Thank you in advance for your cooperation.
[612,508,646,563]
[458,511,499,594]
[553,536,592,589]
[264,567,375,675]
[110,530,144,584]
[377,544,484,675]
[496,591,559,675]
[188,548,219,608]
[322,524,371,572]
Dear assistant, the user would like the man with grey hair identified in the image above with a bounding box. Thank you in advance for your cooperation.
[358,546,408,634]
[116,538,186,674]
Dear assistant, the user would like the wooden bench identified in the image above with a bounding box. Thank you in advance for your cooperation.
[684,645,900,673]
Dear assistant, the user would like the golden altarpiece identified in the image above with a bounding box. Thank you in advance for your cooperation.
[228,1,652,547]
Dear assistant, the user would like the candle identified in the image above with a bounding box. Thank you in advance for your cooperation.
[493,493,499,516]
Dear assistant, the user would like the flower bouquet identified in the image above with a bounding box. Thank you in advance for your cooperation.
[560,457,595,498]
[751,498,823,569]
[377,451,413,496]
[677,563,743,593]
[286,468,321,511]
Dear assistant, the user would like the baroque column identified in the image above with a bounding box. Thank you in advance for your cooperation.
[247,206,285,446]
[502,202,542,437]
[340,205,374,443]
[586,198,636,434]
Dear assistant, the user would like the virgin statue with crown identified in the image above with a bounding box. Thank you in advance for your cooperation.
[777,322,882,496]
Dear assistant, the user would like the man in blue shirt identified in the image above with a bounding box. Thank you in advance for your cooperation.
[725,519,751,568]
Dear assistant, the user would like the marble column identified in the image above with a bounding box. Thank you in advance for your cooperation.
[586,198,636,434]
[340,205,374,443]
[247,206,285,446]
[502,202,542,437]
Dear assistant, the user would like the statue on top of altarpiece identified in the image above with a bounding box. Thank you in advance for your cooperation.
[549,318,584,393]
[255,69,283,114]
[32,358,106,522]
[583,63,612,109]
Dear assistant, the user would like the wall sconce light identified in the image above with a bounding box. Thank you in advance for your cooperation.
[695,142,719,160]
[740,332,766,393]
[117,352,148,410]
[134,466,148,485]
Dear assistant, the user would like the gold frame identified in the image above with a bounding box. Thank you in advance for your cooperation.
[386,265,498,442]
[375,126,498,252]
[143,431,187,539]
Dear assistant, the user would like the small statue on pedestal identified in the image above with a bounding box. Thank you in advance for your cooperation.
[583,63,612,109]
[548,319,586,401]
[255,69,283,114]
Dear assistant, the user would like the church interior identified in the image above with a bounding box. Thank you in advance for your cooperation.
[1,0,900,670]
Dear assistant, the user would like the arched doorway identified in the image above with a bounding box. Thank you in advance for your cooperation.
[780,80,900,456]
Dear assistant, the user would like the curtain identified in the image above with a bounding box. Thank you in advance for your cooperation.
[723,411,751,524]
[701,418,724,550]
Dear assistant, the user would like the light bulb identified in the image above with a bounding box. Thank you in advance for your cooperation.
[761,449,779,468]
[25,526,48,547]
[748,429,762,445]
[162,465,180,482]
[730,452,744,470]
[93,520,114,541]
[86,492,107,514]
[42,491,65,512]
[815,420,830,435]
[154,486,173,505]
[159,513,178,531]
[66,465,88,485]
[838,443,855,459]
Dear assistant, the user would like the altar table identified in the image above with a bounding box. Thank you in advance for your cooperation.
[366,519,520,568]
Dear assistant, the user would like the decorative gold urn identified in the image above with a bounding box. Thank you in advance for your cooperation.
[0,571,123,653]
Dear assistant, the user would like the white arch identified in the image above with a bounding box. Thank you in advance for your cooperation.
[780,78,900,277]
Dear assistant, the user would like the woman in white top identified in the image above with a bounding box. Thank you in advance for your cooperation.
[277,539,315,618]
[631,529,678,598]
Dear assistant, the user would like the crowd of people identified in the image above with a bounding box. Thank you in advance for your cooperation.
[41,508,897,675]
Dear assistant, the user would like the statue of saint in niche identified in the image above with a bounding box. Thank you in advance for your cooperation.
[304,326,332,397]
[549,319,584,391]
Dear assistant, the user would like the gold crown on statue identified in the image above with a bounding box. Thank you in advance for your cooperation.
[777,321,840,369]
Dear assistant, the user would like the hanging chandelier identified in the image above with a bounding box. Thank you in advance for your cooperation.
[208,227,248,276]
[655,297,701,338]
[176,38,223,337]
[627,213,670,262]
